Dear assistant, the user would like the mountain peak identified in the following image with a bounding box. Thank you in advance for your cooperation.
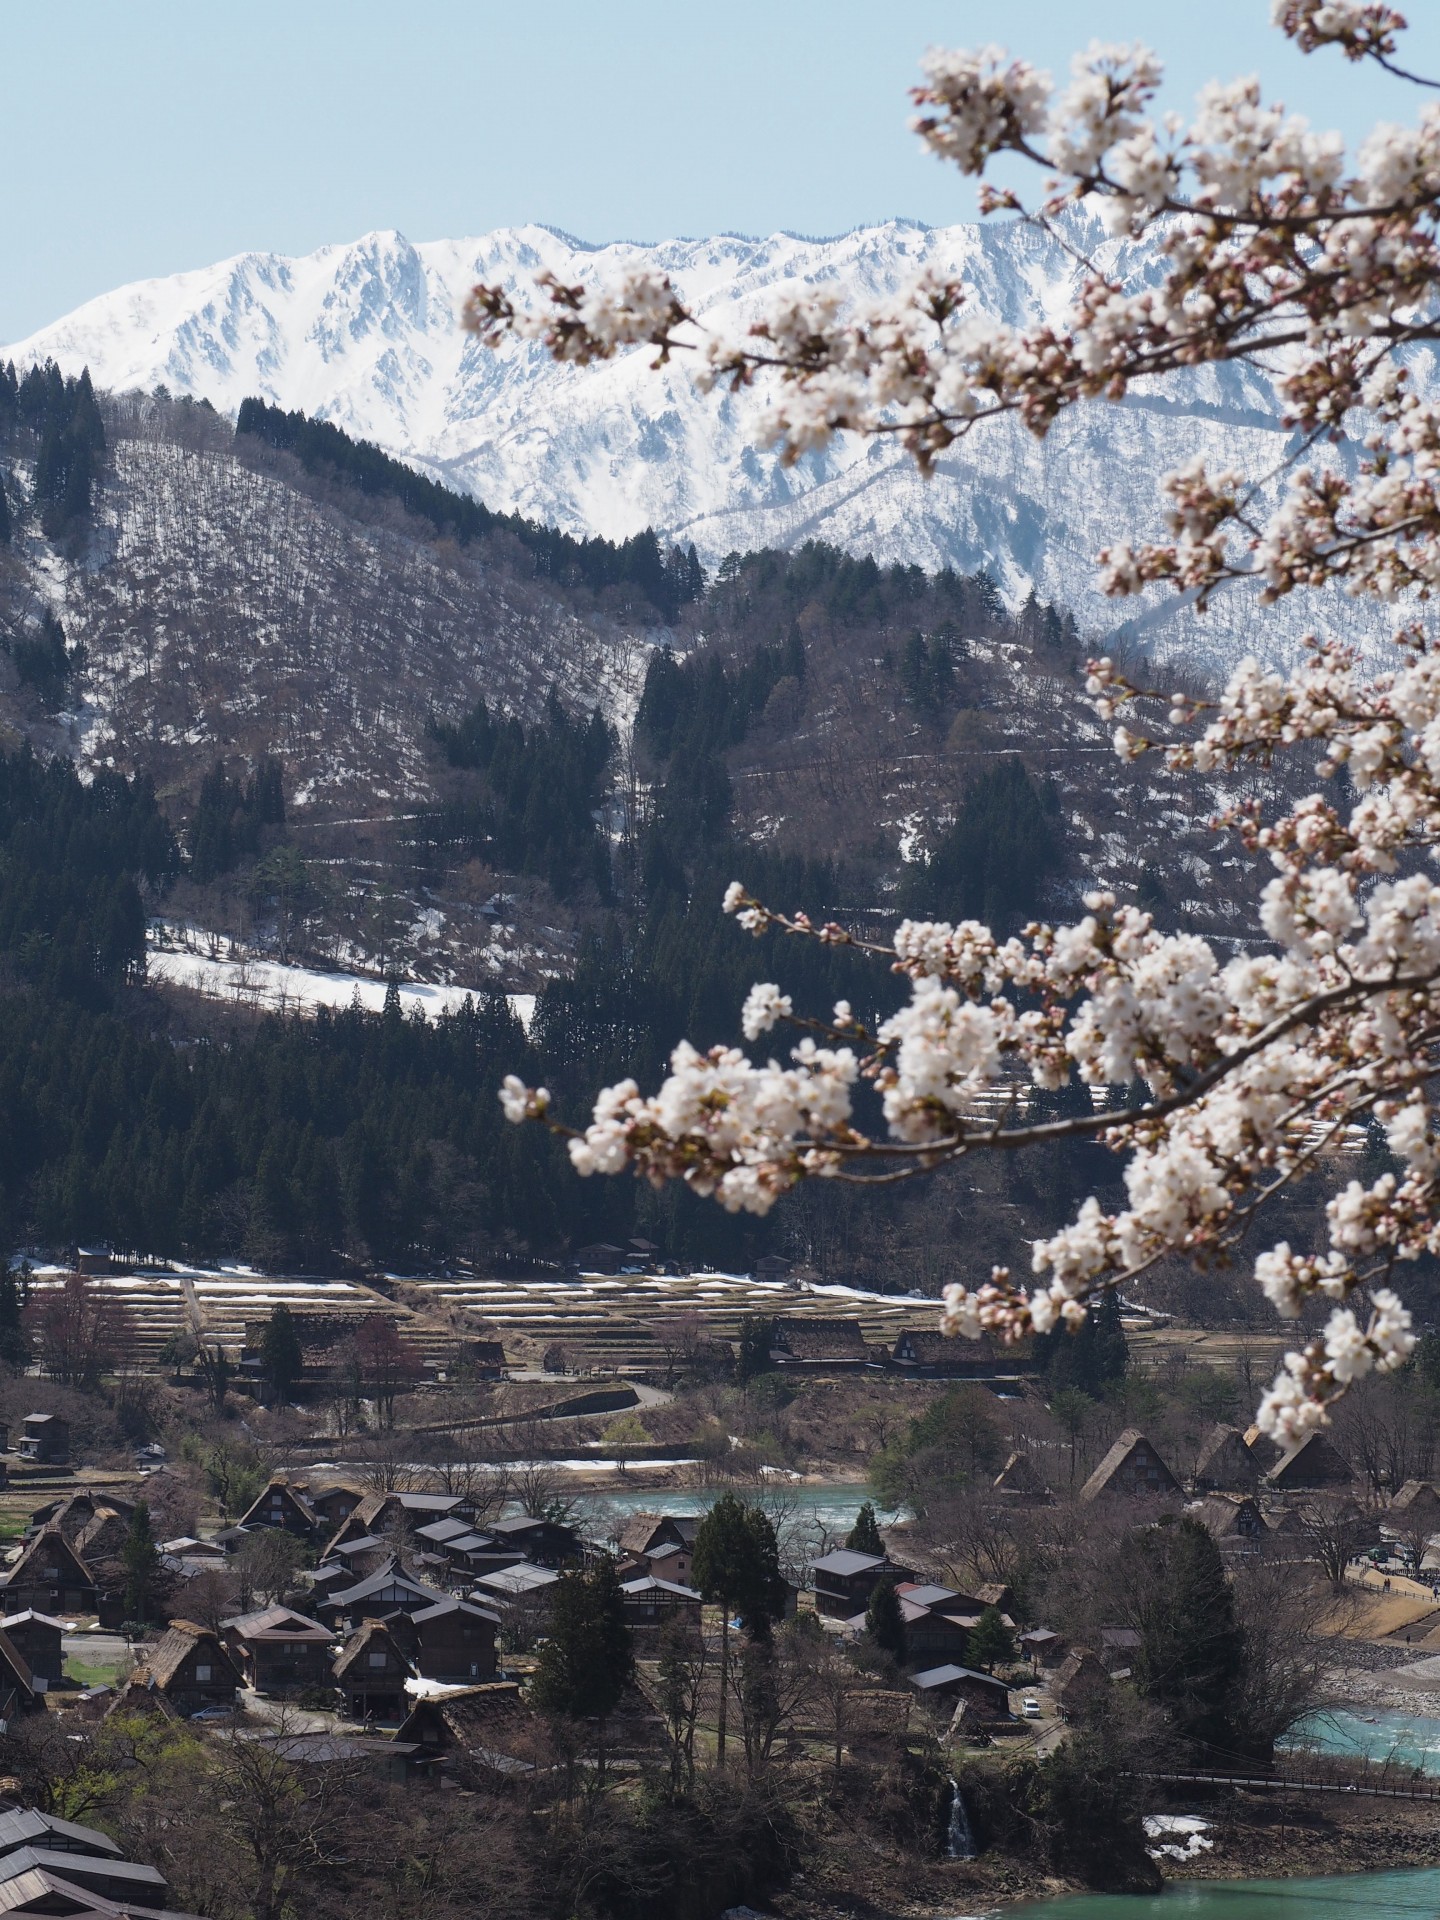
[0,221,1365,675]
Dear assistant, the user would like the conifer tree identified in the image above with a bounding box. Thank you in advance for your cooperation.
[0,1263,29,1371]
[865,1573,906,1660]
[120,1501,163,1626]
[846,1502,883,1556]
[259,1307,304,1402]
[1131,1516,1245,1756]
[529,1557,633,1768]
[967,1605,1015,1673]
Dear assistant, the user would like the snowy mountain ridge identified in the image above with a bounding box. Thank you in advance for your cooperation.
[0,218,1388,671]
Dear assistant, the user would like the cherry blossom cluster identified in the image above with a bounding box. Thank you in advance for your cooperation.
[482,8,1440,1437]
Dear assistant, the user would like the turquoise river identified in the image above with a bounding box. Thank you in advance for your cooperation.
[991,1865,1440,1916]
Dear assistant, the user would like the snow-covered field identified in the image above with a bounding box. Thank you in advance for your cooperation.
[146,925,535,1029]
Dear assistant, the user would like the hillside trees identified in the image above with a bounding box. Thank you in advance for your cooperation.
[490,5,1440,1439]
[0,360,106,536]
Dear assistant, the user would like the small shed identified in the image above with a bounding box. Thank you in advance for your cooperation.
[1018,1627,1067,1668]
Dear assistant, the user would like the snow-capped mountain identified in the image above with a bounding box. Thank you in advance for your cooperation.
[0,219,1379,669]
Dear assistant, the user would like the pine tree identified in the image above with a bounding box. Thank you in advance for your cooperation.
[1132,1516,1245,1755]
[0,1263,29,1371]
[120,1501,163,1625]
[259,1306,303,1402]
[865,1573,906,1660]
[529,1556,634,1763]
[967,1605,1015,1672]
[846,1502,883,1555]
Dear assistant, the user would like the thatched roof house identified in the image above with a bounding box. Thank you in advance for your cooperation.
[1078,1429,1181,1505]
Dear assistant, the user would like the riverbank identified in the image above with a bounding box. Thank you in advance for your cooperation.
[760,1785,1440,1920]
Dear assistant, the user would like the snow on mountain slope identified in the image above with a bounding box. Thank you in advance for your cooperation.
[0,217,1386,673]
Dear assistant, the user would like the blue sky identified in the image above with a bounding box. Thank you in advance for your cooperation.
[5,0,1439,341]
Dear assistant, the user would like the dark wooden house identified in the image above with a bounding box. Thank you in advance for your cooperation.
[318,1559,451,1634]
[1193,1424,1262,1494]
[1,1533,96,1618]
[393,1680,536,1779]
[991,1451,1052,1503]
[810,1550,916,1619]
[618,1576,702,1637]
[222,1606,334,1695]
[0,1612,65,1688]
[332,1620,414,1721]
[1265,1431,1354,1492]
[400,1597,499,1683]
[17,1416,68,1467]
[485,1515,580,1567]
[909,1663,1011,1722]
[236,1480,321,1539]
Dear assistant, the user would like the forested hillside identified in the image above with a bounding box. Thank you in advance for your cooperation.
[0,379,1328,1293]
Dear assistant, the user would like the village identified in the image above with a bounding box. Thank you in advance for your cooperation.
[0,1252,1425,1918]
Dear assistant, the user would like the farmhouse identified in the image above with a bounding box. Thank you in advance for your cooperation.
[811,1550,917,1619]
[908,1664,1012,1722]
[1190,1493,1268,1556]
[1078,1429,1181,1505]
[394,1680,536,1779]
[237,1479,320,1538]
[0,1614,65,1688]
[1193,1424,1261,1494]
[768,1318,871,1370]
[333,1620,413,1721]
[991,1452,1052,1503]
[134,1623,242,1716]
[222,1606,334,1695]
[0,1533,96,1618]
[1391,1480,1440,1525]
[317,1558,450,1633]
[618,1577,702,1638]
[390,1597,499,1683]
[890,1331,1033,1378]
[485,1515,580,1567]
[1265,1431,1354,1491]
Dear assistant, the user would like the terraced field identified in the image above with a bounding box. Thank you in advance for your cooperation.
[405,1271,948,1373]
[26,1264,948,1377]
